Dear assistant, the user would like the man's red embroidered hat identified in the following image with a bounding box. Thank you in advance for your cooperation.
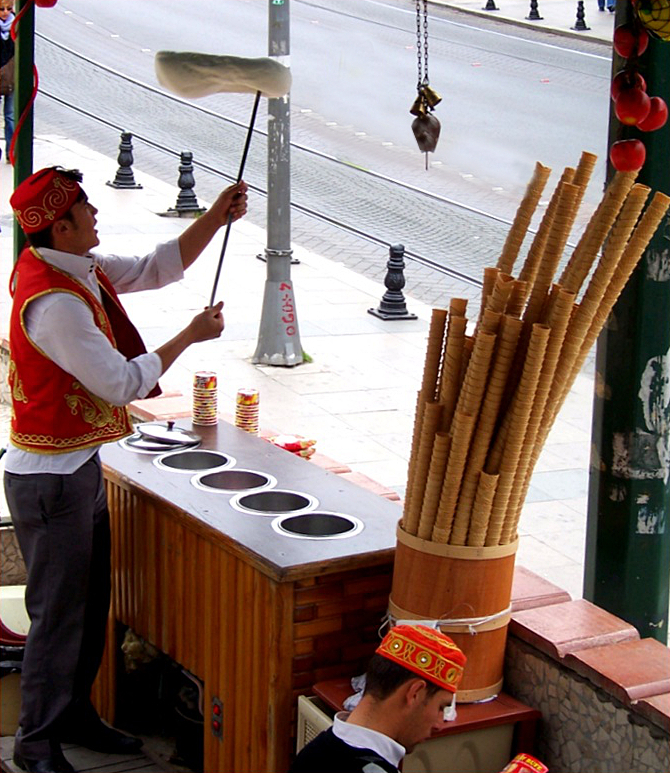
[10,167,83,234]
[376,624,466,693]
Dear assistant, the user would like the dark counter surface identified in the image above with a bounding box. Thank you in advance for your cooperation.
[100,419,400,581]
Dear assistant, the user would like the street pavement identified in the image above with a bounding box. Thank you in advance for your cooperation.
[434,0,615,43]
[0,2,617,601]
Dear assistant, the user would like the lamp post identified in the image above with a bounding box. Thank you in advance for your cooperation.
[252,0,304,366]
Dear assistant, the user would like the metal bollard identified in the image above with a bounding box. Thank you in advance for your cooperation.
[571,0,591,30]
[526,0,543,19]
[107,131,142,189]
[482,0,499,9]
[368,244,417,321]
[168,152,205,217]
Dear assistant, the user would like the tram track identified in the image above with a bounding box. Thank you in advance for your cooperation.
[35,31,532,287]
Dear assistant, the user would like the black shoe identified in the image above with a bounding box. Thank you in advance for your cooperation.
[13,750,75,773]
[61,722,142,755]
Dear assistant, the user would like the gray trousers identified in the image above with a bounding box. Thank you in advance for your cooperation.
[4,453,111,758]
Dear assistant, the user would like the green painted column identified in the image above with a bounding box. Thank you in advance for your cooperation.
[12,0,34,259]
[584,12,670,642]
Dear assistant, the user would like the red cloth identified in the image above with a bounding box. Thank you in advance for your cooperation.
[376,624,466,693]
[10,167,82,233]
[8,247,135,453]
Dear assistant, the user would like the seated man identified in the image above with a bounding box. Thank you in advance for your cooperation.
[289,624,466,773]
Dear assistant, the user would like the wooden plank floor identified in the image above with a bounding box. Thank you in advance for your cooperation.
[0,736,172,773]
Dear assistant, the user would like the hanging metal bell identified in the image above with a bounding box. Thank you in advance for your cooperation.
[422,84,442,108]
[411,113,441,153]
[409,94,427,117]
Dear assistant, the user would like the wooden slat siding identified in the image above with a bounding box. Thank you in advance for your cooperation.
[144,501,159,645]
[182,528,195,672]
[202,542,221,773]
[268,580,295,773]
[172,519,185,667]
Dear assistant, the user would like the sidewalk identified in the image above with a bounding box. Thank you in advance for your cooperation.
[434,0,614,44]
[0,134,592,601]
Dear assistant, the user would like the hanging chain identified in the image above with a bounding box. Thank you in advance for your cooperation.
[416,0,424,90]
[422,0,429,87]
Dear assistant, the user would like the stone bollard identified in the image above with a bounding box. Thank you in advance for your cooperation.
[107,131,142,190]
[526,0,543,19]
[167,152,206,217]
[368,244,417,321]
[571,0,591,30]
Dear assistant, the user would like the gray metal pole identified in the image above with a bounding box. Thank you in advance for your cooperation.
[252,0,304,366]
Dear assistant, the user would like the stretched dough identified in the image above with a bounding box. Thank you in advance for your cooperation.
[155,51,291,99]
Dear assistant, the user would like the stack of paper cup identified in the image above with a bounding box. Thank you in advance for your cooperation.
[235,388,259,435]
[192,371,218,426]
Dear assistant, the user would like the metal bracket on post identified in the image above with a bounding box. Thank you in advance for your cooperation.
[107,131,142,190]
[251,249,304,366]
[368,244,417,321]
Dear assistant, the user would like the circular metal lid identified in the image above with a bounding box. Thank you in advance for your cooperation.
[136,420,200,446]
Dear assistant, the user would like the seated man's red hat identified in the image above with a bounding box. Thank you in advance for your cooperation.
[376,624,467,693]
[10,167,83,234]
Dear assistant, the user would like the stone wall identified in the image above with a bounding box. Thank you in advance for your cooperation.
[505,637,669,773]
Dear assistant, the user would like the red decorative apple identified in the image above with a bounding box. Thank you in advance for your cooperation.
[615,87,651,126]
[610,139,646,171]
[613,24,649,58]
[611,70,647,101]
[637,97,669,132]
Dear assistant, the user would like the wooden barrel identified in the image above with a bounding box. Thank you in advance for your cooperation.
[389,523,518,702]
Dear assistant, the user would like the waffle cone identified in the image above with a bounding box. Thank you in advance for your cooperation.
[485,272,515,316]
[480,309,502,336]
[454,330,496,419]
[403,401,444,535]
[466,471,500,547]
[487,323,550,475]
[542,186,662,433]
[561,189,670,410]
[570,151,598,214]
[523,181,581,331]
[480,267,499,319]
[462,316,523,478]
[421,308,448,399]
[450,298,468,317]
[559,171,638,295]
[416,432,452,540]
[502,288,575,540]
[506,280,528,319]
[438,314,468,433]
[486,326,551,544]
[458,336,475,389]
[497,161,552,274]
[518,166,576,290]
[431,410,477,543]
[485,470,516,546]
[403,391,427,520]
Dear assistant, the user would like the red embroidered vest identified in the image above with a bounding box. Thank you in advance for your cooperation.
[7,247,155,453]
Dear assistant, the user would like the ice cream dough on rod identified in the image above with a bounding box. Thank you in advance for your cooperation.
[155,51,292,306]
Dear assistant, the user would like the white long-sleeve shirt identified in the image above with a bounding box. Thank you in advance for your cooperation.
[4,239,184,475]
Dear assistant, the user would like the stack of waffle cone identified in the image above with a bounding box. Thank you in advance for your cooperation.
[400,151,670,549]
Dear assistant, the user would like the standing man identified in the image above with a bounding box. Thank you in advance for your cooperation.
[289,624,467,773]
[5,166,247,773]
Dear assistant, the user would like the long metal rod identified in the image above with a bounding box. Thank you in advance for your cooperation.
[209,89,262,307]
